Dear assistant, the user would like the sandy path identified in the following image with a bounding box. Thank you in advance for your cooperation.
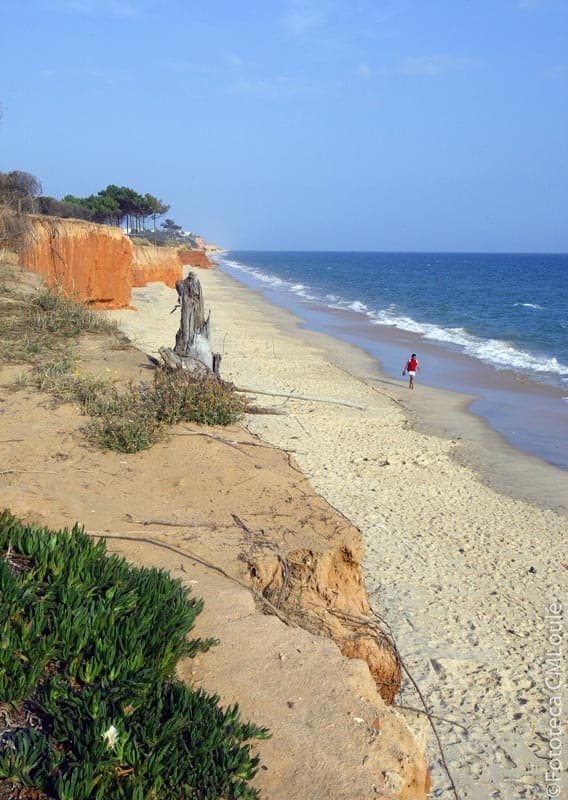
[112,269,567,800]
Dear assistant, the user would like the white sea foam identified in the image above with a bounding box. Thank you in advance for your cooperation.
[222,259,286,288]
[291,284,318,301]
[348,300,369,313]
[220,257,568,381]
[376,320,568,375]
[367,313,568,376]
[513,302,544,310]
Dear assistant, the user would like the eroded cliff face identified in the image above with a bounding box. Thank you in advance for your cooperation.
[131,246,214,289]
[244,531,431,798]
[177,248,214,270]
[246,539,401,703]
[22,217,133,309]
[21,217,214,309]
[131,245,183,289]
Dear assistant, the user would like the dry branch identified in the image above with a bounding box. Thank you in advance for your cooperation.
[243,403,287,415]
[177,429,284,450]
[234,385,366,410]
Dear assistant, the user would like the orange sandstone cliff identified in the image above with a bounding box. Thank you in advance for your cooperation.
[177,248,215,270]
[20,216,213,309]
[131,245,213,289]
[21,216,133,309]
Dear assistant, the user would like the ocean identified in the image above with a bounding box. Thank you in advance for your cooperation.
[214,251,568,470]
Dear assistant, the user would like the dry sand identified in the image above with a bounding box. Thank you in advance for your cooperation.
[111,268,567,800]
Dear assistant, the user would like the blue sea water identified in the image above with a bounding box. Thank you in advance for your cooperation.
[215,251,568,468]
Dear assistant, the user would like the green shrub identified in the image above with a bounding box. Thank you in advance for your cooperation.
[0,510,268,800]
[5,283,245,452]
[87,370,246,453]
[150,367,247,427]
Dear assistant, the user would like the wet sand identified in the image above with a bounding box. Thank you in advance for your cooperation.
[112,268,567,800]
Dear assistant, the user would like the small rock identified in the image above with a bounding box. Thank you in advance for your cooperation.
[383,770,404,793]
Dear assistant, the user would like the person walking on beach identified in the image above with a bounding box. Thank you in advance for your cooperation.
[402,353,419,389]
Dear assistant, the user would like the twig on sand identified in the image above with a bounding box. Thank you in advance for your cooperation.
[331,362,407,409]
[87,530,295,627]
[364,378,407,408]
[275,555,289,609]
[234,385,366,411]
[0,469,57,475]
[398,657,461,800]
[173,429,253,456]
[127,517,233,529]
[244,404,287,415]
[175,428,290,452]
[231,513,253,536]
[292,415,313,438]
[395,705,468,733]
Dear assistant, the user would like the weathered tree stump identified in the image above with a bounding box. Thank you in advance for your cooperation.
[158,272,221,376]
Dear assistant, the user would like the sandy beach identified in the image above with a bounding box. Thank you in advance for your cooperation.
[111,268,567,800]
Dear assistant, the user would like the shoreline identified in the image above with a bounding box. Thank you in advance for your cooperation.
[216,256,568,472]
[211,264,568,514]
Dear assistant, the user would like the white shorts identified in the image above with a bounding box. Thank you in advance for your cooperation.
[408,371,416,377]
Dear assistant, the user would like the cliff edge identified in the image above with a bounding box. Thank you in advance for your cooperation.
[19,215,213,308]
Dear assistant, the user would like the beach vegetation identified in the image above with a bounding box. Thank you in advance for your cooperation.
[150,366,247,426]
[1,276,245,452]
[0,170,42,214]
[61,185,171,233]
[87,368,246,453]
[87,381,167,453]
[0,170,171,233]
[30,289,116,339]
[0,509,268,800]
[13,371,30,388]
[0,285,116,365]
[26,355,245,453]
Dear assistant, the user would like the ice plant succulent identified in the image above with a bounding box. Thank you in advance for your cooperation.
[0,510,269,799]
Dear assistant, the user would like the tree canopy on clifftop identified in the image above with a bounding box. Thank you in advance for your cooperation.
[0,170,171,233]
[63,184,170,232]
[0,170,204,249]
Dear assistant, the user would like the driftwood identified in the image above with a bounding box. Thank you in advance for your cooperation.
[243,404,287,416]
[159,272,220,376]
[155,276,303,418]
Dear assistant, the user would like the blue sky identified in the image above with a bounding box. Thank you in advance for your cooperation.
[1,0,567,251]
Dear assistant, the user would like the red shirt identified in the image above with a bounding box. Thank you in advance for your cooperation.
[407,358,418,371]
